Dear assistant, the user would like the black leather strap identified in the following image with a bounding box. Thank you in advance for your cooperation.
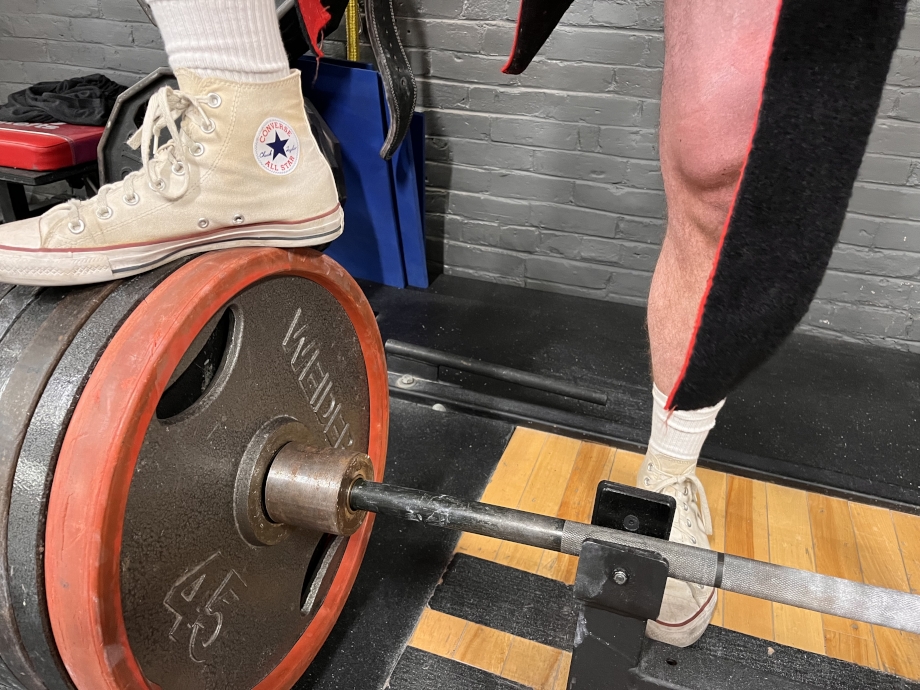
[504,0,575,74]
[364,0,417,159]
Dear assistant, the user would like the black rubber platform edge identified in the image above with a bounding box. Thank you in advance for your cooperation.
[643,626,920,690]
[388,648,530,690]
[296,400,513,690]
[363,275,920,512]
[429,554,920,690]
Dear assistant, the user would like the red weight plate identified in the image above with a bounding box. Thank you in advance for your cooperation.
[45,248,389,690]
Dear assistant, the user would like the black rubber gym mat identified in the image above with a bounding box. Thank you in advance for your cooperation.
[648,626,919,690]
[388,648,529,690]
[429,554,577,650]
[364,275,920,511]
[428,553,920,690]
[429,555,575,651]
[295,399,513,689]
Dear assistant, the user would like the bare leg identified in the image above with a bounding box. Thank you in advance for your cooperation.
[639,0,781,648]
[649,0,780,394]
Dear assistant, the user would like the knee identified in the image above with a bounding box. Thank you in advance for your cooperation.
[660,103,753,246]
[667,137,746,198]
[658,0,778,244]
[659,71,764,245]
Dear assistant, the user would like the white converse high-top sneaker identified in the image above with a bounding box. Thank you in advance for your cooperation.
[637,450,717,647]
[0,69,342,286]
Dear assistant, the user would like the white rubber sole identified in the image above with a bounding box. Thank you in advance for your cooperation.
[0,206,343,287]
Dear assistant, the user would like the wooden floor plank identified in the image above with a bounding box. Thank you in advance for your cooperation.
[500,637,565,690]
[551,653,573,690]
[453,620,515,675]
[696,467,727,627]
[808,493,879,668]
[537,443,616,584]
[437,428,920,681]
[495,435,582,573]
[891,511,920,595]
[850,503,910,590]
[722,476,774,641]
[766,484,825,654]
[871,628,920,683]
[456,427,548,562]
[408,608,468,658]
[850,502,920,680]
[607,448,644,486]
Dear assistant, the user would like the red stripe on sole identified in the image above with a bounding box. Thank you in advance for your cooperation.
[0,205,341,254]
[654,586,717,628]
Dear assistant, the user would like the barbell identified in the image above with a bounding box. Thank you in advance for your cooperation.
[263,447,920,636]
[0,247,916,690]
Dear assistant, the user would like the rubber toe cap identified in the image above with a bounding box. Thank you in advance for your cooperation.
[0,217,42,250]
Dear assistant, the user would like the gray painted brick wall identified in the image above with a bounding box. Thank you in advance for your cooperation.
[2,0,919,351]
[0,0,167,99]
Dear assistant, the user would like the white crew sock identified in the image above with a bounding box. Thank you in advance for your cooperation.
[648,384,725,464]
[148,0,290,82]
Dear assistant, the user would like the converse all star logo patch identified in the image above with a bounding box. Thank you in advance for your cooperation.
[253,117,300,175]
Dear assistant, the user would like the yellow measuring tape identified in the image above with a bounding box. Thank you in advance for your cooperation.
[345,0,360,61]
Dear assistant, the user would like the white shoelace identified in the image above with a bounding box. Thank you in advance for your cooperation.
[644,464,713,544]
[60,86,218,235]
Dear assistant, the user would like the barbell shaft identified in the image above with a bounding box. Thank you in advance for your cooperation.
[348,480,920,635]
[350,479,565,549]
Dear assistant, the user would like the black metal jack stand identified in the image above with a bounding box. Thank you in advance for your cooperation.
[567,482,676,689]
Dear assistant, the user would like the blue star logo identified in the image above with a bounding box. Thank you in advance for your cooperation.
[266,132,289,160]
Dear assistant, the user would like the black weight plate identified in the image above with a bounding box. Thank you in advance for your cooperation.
[0,286,47,690]
[0,287,43,352]
[97,68,178,186]
[120,275,369,689]
[0,290,48,690]
[9,263,186,690]
[0,284,119,690]
[0,289,65,690]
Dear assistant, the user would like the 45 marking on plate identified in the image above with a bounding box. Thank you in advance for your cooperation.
[164,552,247,663]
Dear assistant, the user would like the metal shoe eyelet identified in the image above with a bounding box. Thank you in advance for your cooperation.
[68,220,85,234]
[123,192,140,206]
[682,503,689,511]
[95,206,113,220]
[200,119,216,134]
[232,214,244,225]
[643,477,650,487]
[207,92,222,108]
[682,488,689,496]
[647,463,653,471]
[198,218,209,229]
[149,178,167,192]
[690,536,697,544]
[191,142,205,157]
[685,519,692,528]
[172,161,186,176]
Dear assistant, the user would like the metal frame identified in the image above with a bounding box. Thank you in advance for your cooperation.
[0,163,97,223]
[566,483,674,689]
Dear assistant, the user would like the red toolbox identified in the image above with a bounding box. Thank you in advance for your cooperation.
[0,121,103,172]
